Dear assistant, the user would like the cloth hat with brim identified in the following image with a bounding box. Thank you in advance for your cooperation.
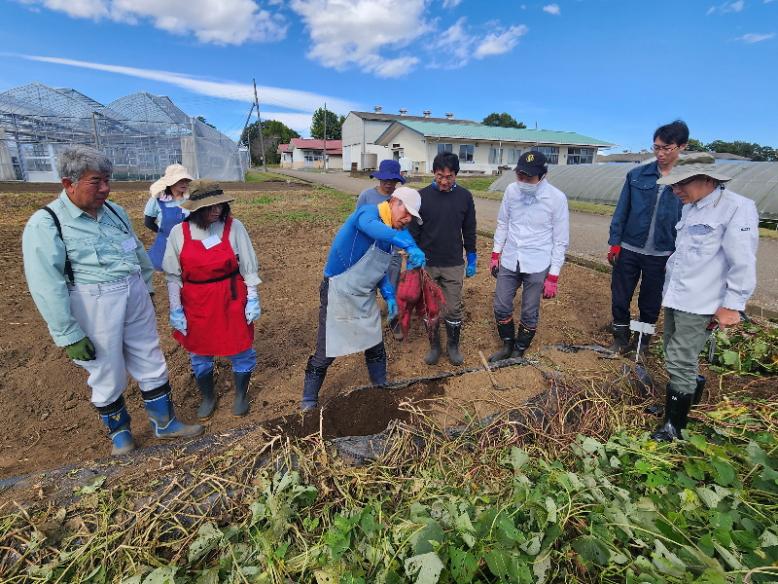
[515,150,548,176]
[391,186,423,225]
[656,153,732,185]
[370,159,406,183]
[149,164,193,196]
[181,180,235,212]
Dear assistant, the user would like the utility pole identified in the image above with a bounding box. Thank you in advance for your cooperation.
[252,78,267,173]
[323,102,327,172]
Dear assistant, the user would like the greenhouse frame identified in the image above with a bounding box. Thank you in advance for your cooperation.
[0,83,248,182]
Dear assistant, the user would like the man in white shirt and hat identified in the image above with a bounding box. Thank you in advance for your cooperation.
[651,155,759,441]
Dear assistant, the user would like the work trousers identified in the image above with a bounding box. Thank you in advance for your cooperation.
[426,264,465,323]
[493,262,548,328]
[68,272,168,407]
[190,348,257,379]
[664,308,714,396]
[611,248,669,325]
[308,278,385,371]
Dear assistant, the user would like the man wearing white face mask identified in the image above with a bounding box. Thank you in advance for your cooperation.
[488,151,570,361]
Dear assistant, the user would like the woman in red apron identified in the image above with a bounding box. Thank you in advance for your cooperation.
[162,181,262,420]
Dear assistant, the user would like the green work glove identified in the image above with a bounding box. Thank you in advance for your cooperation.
[66,336,96,361]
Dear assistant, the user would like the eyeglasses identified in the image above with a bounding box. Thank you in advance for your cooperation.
[651,144,679,153]
[434,172,456,182]
[78,177,111,187]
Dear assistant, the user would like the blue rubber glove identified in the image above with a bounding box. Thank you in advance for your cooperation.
[406,245,426,270]
[386,297,398,320]
[466,252,477,278]
[245,297,261,324]
[169,307,187,335]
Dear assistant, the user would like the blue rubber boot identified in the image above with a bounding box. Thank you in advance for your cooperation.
[365,344,388,387]
[301,361,327,411]
[142,383,204,440]
[97,396,135,456]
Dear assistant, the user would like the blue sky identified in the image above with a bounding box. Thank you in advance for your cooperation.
[1,0,776,151]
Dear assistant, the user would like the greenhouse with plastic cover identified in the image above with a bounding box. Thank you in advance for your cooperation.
[489,157,778,222]
[0,83,247,182]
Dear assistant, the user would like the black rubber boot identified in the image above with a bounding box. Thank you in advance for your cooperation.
[609,323,631,353]
[195,371,217,421]
[693,375,706,405]
[489,320,515,362]
[424,321,442,365]
[232,371,251,417]
[301,361,327,411]
[445,321,464,366]
[513,324,536,358]
[629,332,653,357]
[651,385,693,442]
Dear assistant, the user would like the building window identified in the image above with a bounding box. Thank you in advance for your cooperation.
[459,144,474,163]
[505,148,522,165]
[488,147,503,165]
[567,147,595,165]
[535,146,559,164]
[437,143,453,154]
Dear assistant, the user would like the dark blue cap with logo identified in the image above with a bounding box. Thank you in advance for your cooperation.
[515,151,548,176]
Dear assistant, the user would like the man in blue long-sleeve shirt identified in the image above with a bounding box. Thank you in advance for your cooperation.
[301,187,426,411]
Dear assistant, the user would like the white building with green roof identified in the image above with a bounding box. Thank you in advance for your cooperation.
[373,119,613,174]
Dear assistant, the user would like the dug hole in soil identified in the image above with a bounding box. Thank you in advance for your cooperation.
[1,180,747,489]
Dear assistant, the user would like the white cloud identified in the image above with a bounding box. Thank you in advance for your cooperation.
[442,0,462,7]
[542,3,560,15]
[289,0,428,77]
[707,0,745,13]
[736,32,775,42]
[431,18,528,68]
[18,0,287,44]
[20,55,359,114]
[474,25,528,58]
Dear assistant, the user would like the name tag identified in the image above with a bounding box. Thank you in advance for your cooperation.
[121,237,137,252]
[202,235,221,249]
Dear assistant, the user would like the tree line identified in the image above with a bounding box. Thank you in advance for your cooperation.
[686,138,777,162]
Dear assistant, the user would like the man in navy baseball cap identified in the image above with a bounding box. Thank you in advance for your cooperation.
[514,150,548,176]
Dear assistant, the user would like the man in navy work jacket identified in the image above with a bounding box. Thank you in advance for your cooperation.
[22,145,202,457]
[607,120,687,354]
[301,187,426,411]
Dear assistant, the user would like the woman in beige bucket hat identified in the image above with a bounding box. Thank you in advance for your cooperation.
[144,164,193,270]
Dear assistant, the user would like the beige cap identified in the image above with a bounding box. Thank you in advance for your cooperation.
[657,153,733,185]
[180,180,235,212]
[149,164,193,196]
[391,186,423,224]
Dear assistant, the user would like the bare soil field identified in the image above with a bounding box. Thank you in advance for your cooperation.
[1,181,770,485]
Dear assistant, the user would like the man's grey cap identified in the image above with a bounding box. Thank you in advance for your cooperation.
[657,153,733,185]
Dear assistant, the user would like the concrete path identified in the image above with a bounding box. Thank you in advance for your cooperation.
[276,168,778,315]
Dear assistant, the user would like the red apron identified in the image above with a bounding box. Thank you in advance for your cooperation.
[173,217,254,356]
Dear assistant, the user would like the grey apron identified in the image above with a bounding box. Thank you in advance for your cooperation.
[325,243,392,358]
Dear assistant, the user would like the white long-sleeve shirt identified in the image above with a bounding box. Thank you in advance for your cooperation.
[492,179,570,276]
[662,188,758,315]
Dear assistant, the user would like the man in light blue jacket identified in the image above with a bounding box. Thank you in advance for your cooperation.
[22,145,202,457]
